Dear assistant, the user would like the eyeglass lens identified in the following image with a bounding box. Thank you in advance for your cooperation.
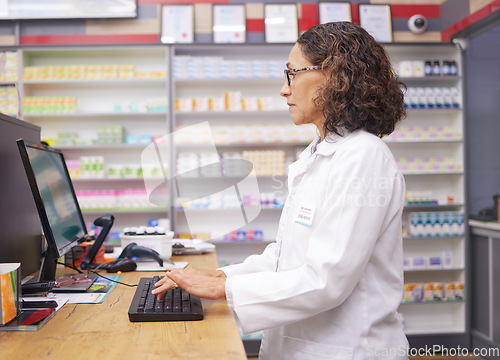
[55,274,92,287]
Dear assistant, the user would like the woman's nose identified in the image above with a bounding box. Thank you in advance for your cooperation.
[280,81,290,97]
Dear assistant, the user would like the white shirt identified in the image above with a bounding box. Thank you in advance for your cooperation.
[222,129,408,360]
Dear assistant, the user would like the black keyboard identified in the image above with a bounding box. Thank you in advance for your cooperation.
[128,276,203,322]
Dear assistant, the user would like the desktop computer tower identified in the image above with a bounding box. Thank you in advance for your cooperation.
[0,112,42,279]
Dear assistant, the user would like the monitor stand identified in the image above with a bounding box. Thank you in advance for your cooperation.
[23,247,96,293]
[40,249,97,293]
[38,248,57,284]
[22,215,114,294]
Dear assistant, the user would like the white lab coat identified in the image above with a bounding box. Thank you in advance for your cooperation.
[222,129,409,360]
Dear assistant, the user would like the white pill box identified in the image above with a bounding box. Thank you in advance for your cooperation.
[120,231,174,260]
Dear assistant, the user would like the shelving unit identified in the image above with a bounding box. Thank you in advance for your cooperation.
[19,46,170,232]
[0,50,20,117]
[13,43,467,345]
[23,112,169,118]
[169,44,314,264]
[387,44,467,346]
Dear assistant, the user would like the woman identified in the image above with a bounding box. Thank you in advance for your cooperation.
[153,22,408,360]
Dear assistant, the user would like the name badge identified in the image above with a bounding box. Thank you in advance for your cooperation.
[295,206,315,227]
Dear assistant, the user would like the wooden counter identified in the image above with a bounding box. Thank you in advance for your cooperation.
[469,220,500,354]
[469,219,500,232]
[0,253,247,360]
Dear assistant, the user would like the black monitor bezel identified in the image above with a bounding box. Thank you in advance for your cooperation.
[16,139,88,259]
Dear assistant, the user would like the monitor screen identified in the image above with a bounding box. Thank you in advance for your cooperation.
[17,140,87,259]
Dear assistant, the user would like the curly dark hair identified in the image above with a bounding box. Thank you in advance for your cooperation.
[296,22,406,138]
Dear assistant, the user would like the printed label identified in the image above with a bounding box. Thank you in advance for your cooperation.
[295,206,315,227]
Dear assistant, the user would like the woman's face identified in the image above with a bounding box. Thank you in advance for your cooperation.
[280,43,326,138]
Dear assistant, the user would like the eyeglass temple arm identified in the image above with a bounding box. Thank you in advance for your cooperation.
[81,214,114,270]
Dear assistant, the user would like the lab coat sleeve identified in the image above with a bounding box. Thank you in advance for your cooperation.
[220,242,279,277]
[225,142,405,334]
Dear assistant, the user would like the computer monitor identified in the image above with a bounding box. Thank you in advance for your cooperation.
[16,139,90,284]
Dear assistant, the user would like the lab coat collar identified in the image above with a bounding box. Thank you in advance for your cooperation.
[298,137,320,161]
[298,130,350,161]
[290,130,351,182]
[315,130,351,156]
[288,141,315,184]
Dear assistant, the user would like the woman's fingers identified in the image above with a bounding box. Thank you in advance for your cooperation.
[152,275,177,300]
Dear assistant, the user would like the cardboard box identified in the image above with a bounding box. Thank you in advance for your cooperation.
[0,263,21,325]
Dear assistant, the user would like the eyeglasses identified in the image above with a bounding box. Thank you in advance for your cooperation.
[55,274,93,288]
[284,66,320,86]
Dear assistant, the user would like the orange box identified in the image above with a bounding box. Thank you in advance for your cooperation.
[64,241,105,267]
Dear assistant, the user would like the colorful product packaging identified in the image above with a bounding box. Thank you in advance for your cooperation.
[433,282,444,301]
[454,281,464,301]
[423,282,435,302]
[412,283,424,302]
[0,263,21,325]
[402,283,414,303]
[444,282,456,301]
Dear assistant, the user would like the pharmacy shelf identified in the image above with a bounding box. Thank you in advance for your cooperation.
[176,142,309,149]
[56,144,149,150]
[399,299,466,336]
[72,178,154,183]
[173,175,287,180]
[174,77,282,85]
[171,46,293,269]
[401,171,463,176]
[403,235,464,240]
[401,299,465,305]
[390,44,466,345]
[175,110,287,117]
[406,108,462,114]
[175,207,283,212]
[400,75,462,83]
[405,329,466,336]
[23,78,166,85]
[403,323,466,336]
[82,209,168,214]
[0,81,17,85]
[404,267,465,272]
[20,46,170,234]
[211,240,275,244]
[23,112,168,118]
[404,203,464,210]
[385,139,462,144]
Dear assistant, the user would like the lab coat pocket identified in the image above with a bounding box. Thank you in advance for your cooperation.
[283,336,354,360]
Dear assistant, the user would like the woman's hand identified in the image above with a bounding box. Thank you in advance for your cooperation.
[152,274,177,300]
[152,267,227,301]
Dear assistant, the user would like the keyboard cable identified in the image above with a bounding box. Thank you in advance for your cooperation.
[57,261,138,287]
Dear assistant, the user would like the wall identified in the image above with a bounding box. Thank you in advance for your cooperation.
[0,0,495,47]
[465,24,500,215]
